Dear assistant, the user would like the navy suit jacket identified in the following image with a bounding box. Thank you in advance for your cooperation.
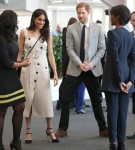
[102,28,135,93]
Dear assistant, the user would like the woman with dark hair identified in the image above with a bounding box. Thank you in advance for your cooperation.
[102,5,135,150]
[0,10,30,150]
[18,9,59,143]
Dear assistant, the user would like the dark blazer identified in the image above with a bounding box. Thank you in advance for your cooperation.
[61,27,69,76]
[102,28,135,93]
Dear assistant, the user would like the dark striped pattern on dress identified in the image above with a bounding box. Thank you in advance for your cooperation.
[0,89,25,104]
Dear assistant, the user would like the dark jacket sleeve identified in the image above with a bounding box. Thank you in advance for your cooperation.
[107,30,122,83]
[128,38,135,82]
[0,36,14,69]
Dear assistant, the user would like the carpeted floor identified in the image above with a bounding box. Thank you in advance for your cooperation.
[2,99,135,150]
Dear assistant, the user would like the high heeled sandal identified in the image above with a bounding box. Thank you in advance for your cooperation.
[25,128,32,144]
[10,140,22,150]
[0,145,5,150]
[46,128,59,143]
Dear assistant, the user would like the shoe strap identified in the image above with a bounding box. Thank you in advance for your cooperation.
[47,127,52,129]
[25,133,32,135]
[26,128,31,130]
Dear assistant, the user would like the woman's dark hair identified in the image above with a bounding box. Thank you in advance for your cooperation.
[67,17,77,26]
[27,9,50,42]
[110,5,131,26]
[63,17,77,33]
[0,10,18,42]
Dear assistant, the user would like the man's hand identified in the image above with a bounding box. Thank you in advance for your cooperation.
[84,62,94,71]
[79,62,94,72]
[79,63,88,72]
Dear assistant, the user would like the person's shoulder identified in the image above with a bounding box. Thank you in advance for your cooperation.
[62,27,67,33]
[91,22,98,26]
[108,28,125,38]
[68,22,79,29]
[90,22,102,30]
[91,22,100,27]
[107,30,115,37]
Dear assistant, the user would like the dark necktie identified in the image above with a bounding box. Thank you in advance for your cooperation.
[80,25,85,62]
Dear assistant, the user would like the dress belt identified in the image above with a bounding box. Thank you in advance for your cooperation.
[25,53,44,59]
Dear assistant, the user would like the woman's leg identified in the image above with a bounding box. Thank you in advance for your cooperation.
[0,107,7,146]
[25,108,32,143]
[12,103,25,143]
[105,92,118,143]
[46,118,57,139]
[117,93,130,142]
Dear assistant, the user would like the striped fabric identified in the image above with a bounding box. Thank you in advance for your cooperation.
[0,89,25,104]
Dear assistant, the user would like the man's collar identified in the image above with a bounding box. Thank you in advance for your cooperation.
[79,20,90,28]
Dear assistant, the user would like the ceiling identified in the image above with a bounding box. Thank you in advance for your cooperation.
[48,0,101,3]
[0,0,106,15]
[48,0,102,6]
[47,0,106,10]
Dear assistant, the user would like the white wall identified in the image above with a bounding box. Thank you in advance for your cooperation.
[57,10,76,28]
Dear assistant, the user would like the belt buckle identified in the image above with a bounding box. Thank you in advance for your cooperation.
[35,53,39,59]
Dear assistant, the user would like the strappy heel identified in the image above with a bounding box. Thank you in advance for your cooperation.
[10,140,22,150]
[25,128,32,144]
[46,128,59,143]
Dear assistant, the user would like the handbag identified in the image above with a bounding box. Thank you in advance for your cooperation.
[17,36,40,77]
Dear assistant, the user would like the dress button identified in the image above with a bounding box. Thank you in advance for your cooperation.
[34,80,37,82]
[37,63,40,65]
[36,72,38,74]
[40,47,43,49]
[45,67,47,69]
[29,46,31,49]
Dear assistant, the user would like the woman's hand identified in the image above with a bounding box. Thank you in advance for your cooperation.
[126,81,132,90]
[21,58,31,67]
[119,82,128,93]
[53,72,58,86]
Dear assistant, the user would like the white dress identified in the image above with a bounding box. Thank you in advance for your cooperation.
[20,30,54,118]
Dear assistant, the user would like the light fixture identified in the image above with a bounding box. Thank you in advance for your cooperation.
[53,0,63,3]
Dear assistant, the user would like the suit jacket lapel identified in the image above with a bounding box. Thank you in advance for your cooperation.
[89,22,94,43]
[76,22,82,39]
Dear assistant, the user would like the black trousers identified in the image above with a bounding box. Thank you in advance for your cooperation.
[132,92,135,114]
[59,70,107,132]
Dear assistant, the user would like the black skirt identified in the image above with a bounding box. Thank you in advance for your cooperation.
[0,68,26,108]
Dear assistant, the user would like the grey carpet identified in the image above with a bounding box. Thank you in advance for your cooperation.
[2,99,135,150]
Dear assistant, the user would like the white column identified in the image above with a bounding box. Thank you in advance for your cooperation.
[51,10,58,31]
[26,0,48,12]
